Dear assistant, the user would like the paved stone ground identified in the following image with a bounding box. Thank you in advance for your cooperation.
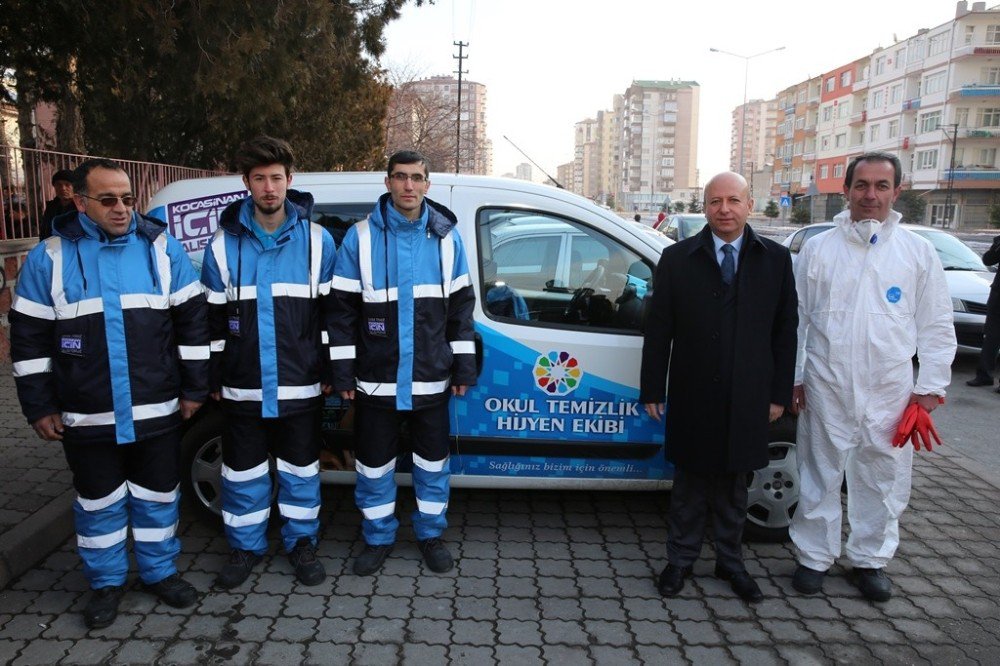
[1,447,999,665]
[0,366,71,534]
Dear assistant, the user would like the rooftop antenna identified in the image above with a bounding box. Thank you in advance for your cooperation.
[503,135,564,189]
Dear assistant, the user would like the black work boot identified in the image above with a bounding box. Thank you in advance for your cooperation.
[144,573,198,607]
[215,549,263,589]
[418,538,454,573]
[850,567,892,602]
[288,538,326,586]
[792,564,826,595]
[657,564,692,597]
[353,543,394,576]
[83,585,124,629]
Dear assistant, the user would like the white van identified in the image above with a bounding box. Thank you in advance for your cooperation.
[148,173,798,542]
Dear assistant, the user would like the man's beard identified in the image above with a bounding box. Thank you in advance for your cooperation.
[254,198,283,216]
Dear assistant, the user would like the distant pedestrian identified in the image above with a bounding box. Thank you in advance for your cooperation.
[201,136,337,590]
[40,169,76,240]
[9,158,209,628]
[641,171,798,604]
[330,150,476,576]
[789,151,956,602]
[966,234,1000,390]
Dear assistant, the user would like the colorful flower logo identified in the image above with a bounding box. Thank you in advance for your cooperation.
[533,351,583,396]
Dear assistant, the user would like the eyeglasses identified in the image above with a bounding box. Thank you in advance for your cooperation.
[389,172,426,184]
[77,193,137,208]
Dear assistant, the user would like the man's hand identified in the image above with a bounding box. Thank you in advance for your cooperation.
[209,391,221,402]
[644,403,665,422]
[769,403,784,423]
[321,383,333,396]
[180,399,203,420]
[790,384,806,415]
[452,384,468,397]
[909,393,941,413]
[32,414,64,441]
[339,390,355,400]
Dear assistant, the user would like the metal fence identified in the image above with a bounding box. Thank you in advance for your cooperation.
[0,146,227,241]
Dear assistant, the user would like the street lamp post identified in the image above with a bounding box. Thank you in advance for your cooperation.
[710,46,786,181]
[940,123,959,228]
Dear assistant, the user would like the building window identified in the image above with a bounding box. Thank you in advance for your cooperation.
[928,33,947,56]
[983,67,1000,85]
[841,71,853,87]
[834,164,845,178]
[871,90,885,108]
[956,107,970,127]
[888,119,900,138]
[979,148,998,167]
[835,133,846,148]
[820,165,829,179]
[916,149,938,170]
[822,106,832,122]
[923,71,946,95]
[988,25,1000,44]
[869,124,881,142]
[821,136,831,150]
[895,48,906,69]
[826,77,836,92]
[890,84,903,104]
[965,26,975,45]
[954,147,965,166]
[977,108,1000,127]
[874,56,886,75]
[919,111,942,133]
[838,103,850,119]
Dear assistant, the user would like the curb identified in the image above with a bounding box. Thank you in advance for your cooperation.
[0,487,75,589]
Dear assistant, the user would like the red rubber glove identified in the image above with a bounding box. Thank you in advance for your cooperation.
[892,403,920,447]
[907,407,942,452]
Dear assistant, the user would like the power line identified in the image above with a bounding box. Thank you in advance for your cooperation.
[453,41,468,174]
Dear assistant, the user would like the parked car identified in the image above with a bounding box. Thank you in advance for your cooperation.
[657,213,708,241]
[148,173,796,541]
[783,222,992,352]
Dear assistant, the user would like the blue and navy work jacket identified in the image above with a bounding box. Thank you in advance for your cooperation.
[200,190,337,418]
[10,211,209,444]
[329,193,477,411]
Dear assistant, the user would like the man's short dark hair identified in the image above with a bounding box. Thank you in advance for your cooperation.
[235,136,295,178]
[387,150,429,177]
[73,158,125,194]
[52,169,75,186]
[844,151,902,189]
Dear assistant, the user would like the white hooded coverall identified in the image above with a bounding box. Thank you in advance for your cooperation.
[789,210,956,571]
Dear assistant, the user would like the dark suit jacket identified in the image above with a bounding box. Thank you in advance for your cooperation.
[640,224,798,473]
[984,235,1000,290]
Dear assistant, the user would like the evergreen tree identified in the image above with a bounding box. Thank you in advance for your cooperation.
[763,199,780,218]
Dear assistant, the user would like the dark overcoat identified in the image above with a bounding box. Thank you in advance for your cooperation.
[639,224,798,473]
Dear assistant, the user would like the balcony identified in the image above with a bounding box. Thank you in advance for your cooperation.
[901,98,922,111]
[951,44,1000,60]
[850,110,868,125]
[950,84,1000,98]
[962,128,1000,139]
[853,78,870,92]
[945,168,1000,181]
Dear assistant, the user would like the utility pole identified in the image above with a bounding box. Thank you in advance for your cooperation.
[453,41,468,174]
[940,123,959,228]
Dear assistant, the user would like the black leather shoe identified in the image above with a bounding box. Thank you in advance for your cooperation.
[418,538,455,573]
[353,543,393,576]
[215,549,262,589]
[144,574,198,608]
[850,567,892,602]
[657,564,692,597]
[288,538,326,586]
[791,564,826,595]
[715,565,764,603]
[966,376,994,387]
[83,585,124,629]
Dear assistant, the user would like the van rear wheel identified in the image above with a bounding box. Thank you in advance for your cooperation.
[744,416,799,543]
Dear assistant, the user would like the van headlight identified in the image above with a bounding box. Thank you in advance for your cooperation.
[952,297,967,313]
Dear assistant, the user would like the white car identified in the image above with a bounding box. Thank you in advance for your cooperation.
[783,222,991,352]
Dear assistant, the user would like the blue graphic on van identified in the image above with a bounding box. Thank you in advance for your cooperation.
[886,286,902,303]
[448,324,667,480]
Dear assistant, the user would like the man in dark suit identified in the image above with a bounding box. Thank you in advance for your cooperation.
[640,171,798,603]
[966,234,1000,389]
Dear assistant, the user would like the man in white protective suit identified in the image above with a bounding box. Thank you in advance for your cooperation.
[788,151,956,603]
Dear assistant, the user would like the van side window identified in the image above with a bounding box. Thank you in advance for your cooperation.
[478,208,651,332]
[312,203,371,248]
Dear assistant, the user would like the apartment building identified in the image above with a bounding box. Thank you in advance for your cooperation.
[619,80,700,211]
[729,99,778,178]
